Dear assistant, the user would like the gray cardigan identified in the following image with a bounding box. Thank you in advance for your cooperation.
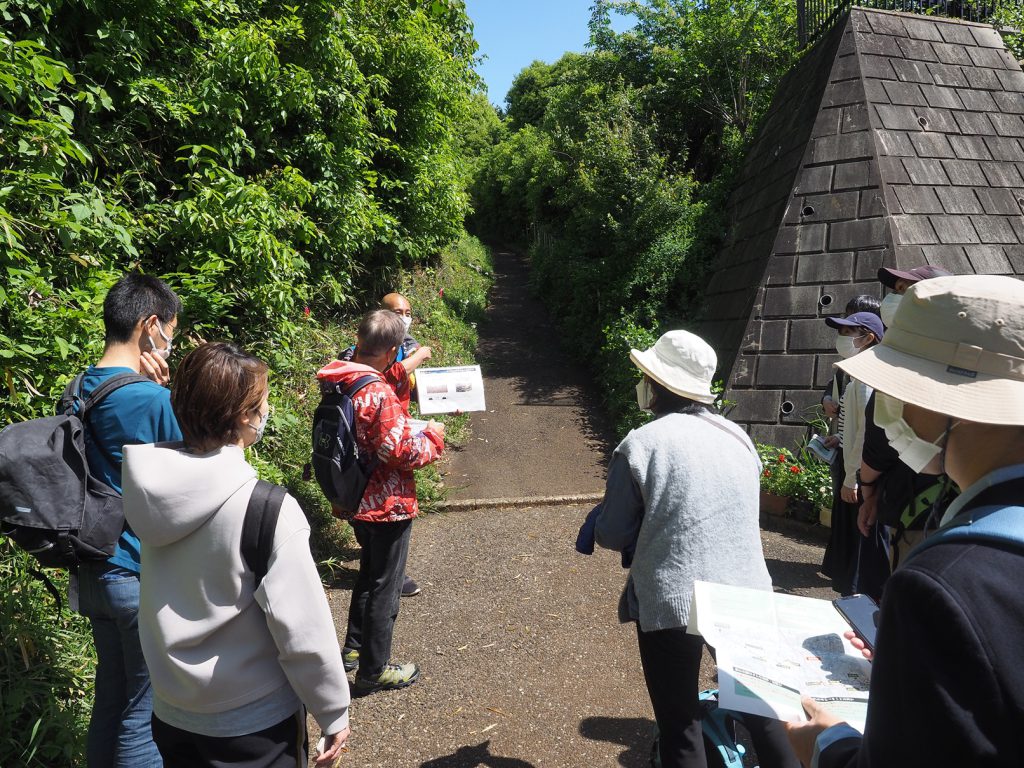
[595,411,773,632]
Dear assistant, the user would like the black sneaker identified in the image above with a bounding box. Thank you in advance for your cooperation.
[342,648,359,672]
[401,574,421,597]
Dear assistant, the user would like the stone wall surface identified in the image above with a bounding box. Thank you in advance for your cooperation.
[696,8,1024,446]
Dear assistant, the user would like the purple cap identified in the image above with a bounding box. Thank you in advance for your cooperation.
[825,311,885,340]
[877,264,952,288]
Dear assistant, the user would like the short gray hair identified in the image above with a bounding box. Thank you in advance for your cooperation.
[357,309,406,356]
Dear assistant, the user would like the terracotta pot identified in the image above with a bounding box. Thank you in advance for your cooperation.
[759,491,790,517]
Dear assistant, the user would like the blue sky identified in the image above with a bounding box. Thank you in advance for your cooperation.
[465,1,633,107]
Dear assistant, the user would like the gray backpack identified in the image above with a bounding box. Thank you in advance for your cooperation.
[0,372,149,574]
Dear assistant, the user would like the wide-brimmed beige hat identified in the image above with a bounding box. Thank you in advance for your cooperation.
[630,330,717,404]
[837,275,1024,425]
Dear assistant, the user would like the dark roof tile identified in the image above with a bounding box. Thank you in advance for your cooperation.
[956,88,999,112]
[982,137,1024,162]
[974,187,1024,215]
[927,62,969,87]
[969,217,1019,244]
[834,160,880,190]
[909,132,955,158]
[997,69,1024,92]
[859,189,888,217]
[864,78,889,104]
[876,130,916,156]
[796,251,856,284]
[892,214,940,244]
[921,244,972,273]
[904,157,951,185]
[812,132,873,163]
[855,31,903,58]
[930,215,981,243]
[829,217,890,249]
[897,37,938,62]
[860,55,897,80]
[941,159,988,186]
[866,12,909,37]
[882,80,928,106]
[773,223,827,254]
[932,42,974,66]
[902,17,945,43]
[800,190,861,221]
[967,45,1009,70]
[913,107,959,133]
[893,185,944,213]
[970,25,1006,49]
[879,156,911,184]
[920,84,964,110]
[856,248,887,280]
[992,91,1024,114]
[950,135,993,161]
[1004,244,1024,273]
[969,67,1005,91]
[794,165,833,195]
[953,110,997,136]
[1010,216,1024,243]
[832,53,861,82]
[966,244,1014,272]
[812,108,842,138]
[843,104,871,133]
[937,23,979,46]
[990,113,1024,138]
[935,186,984,214]
[823,79,867,108]
[895,58,939,84]
[876,104,922,130]
[997,49,1019,70]
[981,161,1024,187]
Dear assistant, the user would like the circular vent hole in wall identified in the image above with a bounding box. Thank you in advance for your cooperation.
[819,294,834,308]
[918,115,928,128]
[780,400,796,416]
[802,205,815,217]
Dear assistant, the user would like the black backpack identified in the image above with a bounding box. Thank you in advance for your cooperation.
[308,374,381,515]
[0,372,150,571]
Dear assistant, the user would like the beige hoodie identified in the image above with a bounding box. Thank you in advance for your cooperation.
[123,442,349,735]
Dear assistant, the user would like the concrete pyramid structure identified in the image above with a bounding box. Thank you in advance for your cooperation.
[696,7,1024,446]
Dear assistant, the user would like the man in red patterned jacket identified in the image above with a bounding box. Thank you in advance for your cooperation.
[316,309,445,693]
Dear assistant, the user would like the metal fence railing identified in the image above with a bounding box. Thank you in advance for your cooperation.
[798,0,1007,48]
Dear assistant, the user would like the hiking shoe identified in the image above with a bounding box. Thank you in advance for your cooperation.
[342,648,359,672]
[401,575,421,597]
[353,662,420,694]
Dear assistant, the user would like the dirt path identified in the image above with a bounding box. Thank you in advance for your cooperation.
[443,248,613,501]
[322,247,834,766]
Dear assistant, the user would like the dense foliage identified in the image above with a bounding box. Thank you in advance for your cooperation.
[1,0,483,763]
[469,0,799,434]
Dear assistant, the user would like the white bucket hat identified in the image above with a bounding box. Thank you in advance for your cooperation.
[837,274,1024,425]
[630,330,717,405]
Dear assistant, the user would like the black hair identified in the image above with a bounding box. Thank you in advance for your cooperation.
[649,378,711,417]
[844,294,881,317]
[103,274,182,343]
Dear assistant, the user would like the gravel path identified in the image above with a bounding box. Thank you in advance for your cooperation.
[323,507,832,767]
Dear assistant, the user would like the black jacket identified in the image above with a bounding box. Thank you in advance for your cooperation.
[820,491,1024,767]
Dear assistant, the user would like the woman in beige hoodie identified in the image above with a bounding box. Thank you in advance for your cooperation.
[123,342,350,768]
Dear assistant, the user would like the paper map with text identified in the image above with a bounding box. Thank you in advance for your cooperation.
[415,365,486,415]
[689,581,871,733]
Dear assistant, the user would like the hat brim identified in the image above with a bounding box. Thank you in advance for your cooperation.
[836,344,1024,425]
[877,267,918,288]
[825,317,859,329]
[630,348,716,405]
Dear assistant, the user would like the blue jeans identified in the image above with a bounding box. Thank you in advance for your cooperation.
[77,561,162,768]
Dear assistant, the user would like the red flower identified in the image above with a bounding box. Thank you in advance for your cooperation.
[763,470,771,477]
[778,454,785,461]
[303,306,311,317]
[439,289,445,298]
[790,465,801,473]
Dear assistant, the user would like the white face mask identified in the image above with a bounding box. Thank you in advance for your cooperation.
[635,378,654,413]
[148,321,173,361]
[399,315,412,332]
[835,334,866,359]
[880,293,902,327]
[873,392,956,475]
[248,410,269,444]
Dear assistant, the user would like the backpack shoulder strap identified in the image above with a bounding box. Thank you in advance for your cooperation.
[59,373,86,414]
[241,479,287,587]
[78,372,153,418]
[344,373,383,398]
[906,477,1024,563]
[695,412,756,457]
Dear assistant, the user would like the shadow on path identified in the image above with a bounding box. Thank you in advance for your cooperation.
[419,741,536,768]
[445,248,615,500]
[579,716,654,768]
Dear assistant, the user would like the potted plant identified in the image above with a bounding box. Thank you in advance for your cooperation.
[756,445,802,516]
[790,456,833,524]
